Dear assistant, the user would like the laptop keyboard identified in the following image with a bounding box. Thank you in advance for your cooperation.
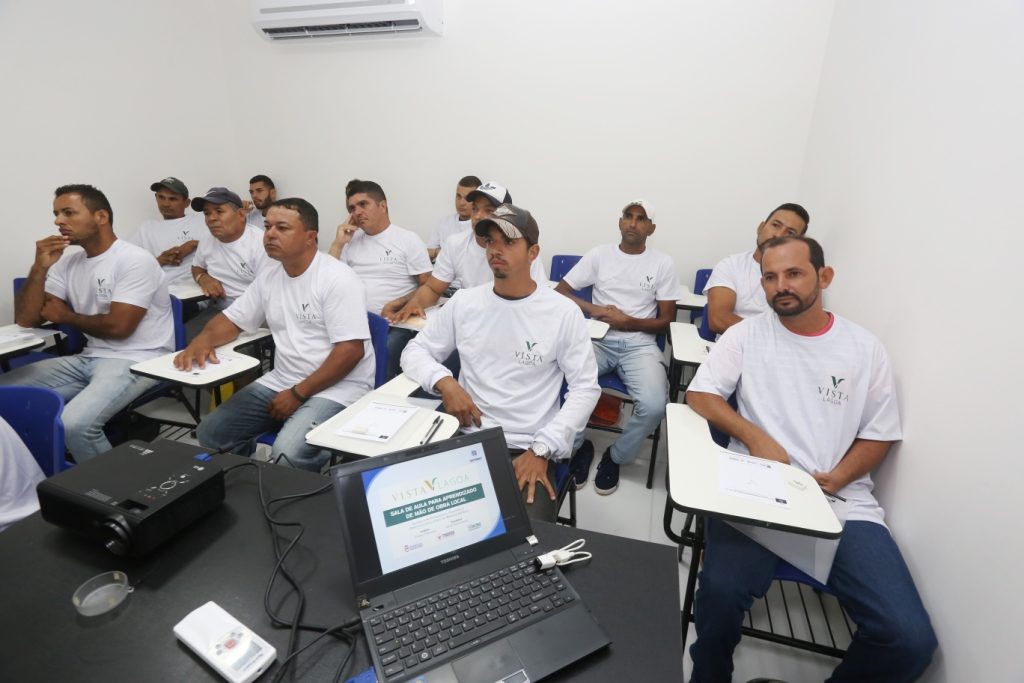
[368,558,576,680]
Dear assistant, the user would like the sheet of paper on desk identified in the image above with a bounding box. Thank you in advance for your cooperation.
[0,332,37,345]
[718,449,789,507]
[728,495,849,583]
[335,401,419,442]
[176,354,242,376]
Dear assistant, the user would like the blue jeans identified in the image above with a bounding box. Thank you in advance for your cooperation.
[592,338,668,465]
[0,355,159,463]
[196,382,345,472]
[387,327,417,381]
[690,518,937,683]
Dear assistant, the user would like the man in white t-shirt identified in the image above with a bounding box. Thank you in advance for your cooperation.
[402,204,600,522]
[0,416,45,532]
[129,176,205,284]
[329,179,432,379]
[426,175,480,265]
[0,184,174,462]
[383,181,545,325]
[704,203,809,335]
[244,174,277,227]
[686,236,936,683]
[178,198,374,472]
[556,199,681,494]
[187,187,270,338]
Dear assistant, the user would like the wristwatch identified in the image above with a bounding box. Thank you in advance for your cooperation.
[530,441,551,459]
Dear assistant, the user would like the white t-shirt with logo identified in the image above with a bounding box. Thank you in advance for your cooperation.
[0,417,44,532]
[563,244,682,344]
[432,230,548,291]
[401,284,600,459]
[129,212,205,283]
[703,249,769,320]
[688,312,902,526]
[427,212,471,250]
[338,224,432,315]
[193,224,269,309]
[45,240,175,362]
[224,251,375,407]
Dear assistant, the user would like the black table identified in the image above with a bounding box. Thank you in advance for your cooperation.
[0,452,683,682]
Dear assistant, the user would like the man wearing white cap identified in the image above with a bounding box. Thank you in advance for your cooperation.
[555,200,681,494]
[383,181,546,324]
[402,204,600,522]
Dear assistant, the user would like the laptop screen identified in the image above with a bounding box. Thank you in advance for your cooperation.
[332,427,532,599]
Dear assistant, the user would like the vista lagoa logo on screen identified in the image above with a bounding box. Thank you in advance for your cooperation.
[391,473,473,502]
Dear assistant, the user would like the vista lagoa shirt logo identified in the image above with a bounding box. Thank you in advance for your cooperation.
[640,274,657,292]
[819,375,850,406]
[515,340,543,366]
[238,261,255,278]
[380,247,401,265]
[180,229,192,240]
[96,277,112,300]
[295,302,321,322]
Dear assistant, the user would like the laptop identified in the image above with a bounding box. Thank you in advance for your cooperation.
[330,427,611,683]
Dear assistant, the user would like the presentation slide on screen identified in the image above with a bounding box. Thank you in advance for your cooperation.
[362,444,506,575]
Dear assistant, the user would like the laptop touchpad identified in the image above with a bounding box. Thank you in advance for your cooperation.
[451,639,526,682]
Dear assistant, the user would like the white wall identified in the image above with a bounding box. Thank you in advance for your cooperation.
[0,0,242,322]
[800,1,1024,680]
[211,0,833,281]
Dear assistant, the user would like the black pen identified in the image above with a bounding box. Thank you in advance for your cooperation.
[820,487,846,502]
[420,416,442,445]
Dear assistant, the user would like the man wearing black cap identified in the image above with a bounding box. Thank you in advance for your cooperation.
[187,188,271,338]
[401,204,600,521]
[382,181,545,324]
[129,177,204,283]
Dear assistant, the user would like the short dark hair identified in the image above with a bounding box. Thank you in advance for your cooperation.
[55,184,114,225]
[766,203,810,232]
[345,179,386,203]
[458,175,482,188]
[270,197,318,232]
[249,174,275,189]
[759,235,825,272]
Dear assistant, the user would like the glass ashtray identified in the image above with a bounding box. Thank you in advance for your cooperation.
[72,571,133,617]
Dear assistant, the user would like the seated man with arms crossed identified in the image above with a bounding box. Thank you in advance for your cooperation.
[426,175,479,264]
[329,179,432,380]
[129,176,203,284]
[384,181,546,325]
[555,199,681,494]
[187,187,270,338]
[402,204,600,522]
[704,203,809,335]
[0,184,174,462]
[686,235,936,683]
[177,198,375,472]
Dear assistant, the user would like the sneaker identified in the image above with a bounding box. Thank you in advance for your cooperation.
[569,440,595,489]
[594,449,619,495]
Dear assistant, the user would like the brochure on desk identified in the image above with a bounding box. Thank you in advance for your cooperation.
[726,494,849,584]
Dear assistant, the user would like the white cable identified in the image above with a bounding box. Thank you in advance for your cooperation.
[535,538,592,570]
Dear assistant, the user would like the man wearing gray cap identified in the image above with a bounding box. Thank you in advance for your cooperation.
[556,199,681,494]
[129,177,204,283]
[382,181,545,324]
[401,204,600,521]
[187,187,270,338]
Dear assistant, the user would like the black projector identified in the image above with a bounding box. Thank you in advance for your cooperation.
[37,439,225,557]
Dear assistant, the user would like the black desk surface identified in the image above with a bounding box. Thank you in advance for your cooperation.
[0,453,682,682]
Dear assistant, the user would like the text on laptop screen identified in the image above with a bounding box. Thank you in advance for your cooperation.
[360,441,507,575]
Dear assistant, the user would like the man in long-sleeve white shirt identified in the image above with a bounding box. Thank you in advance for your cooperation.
[401,204,600,522]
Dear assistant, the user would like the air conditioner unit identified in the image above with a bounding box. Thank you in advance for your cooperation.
[251,0,443,41]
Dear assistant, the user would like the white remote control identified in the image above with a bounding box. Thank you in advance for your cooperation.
[174,601,277,683]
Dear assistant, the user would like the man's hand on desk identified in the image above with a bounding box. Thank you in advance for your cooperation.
[389,301,425,324]
[197,274,226,299]
[436,377,482,428]
[513,450,556,505]
[267,389,301,421]
[174,344,220,371]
